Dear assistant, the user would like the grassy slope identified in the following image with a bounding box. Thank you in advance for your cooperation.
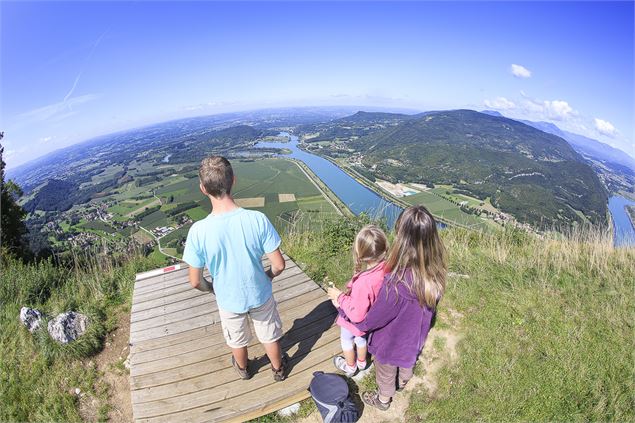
[1,217,633,422]
[283,221,634,422]
[0,251,156,422]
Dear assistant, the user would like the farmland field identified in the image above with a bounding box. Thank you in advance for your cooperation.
[403,190,491,229]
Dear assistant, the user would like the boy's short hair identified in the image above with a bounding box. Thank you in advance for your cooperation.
[199,156,234,198]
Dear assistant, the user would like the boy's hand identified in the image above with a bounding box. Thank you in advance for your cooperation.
[327,286,342,302]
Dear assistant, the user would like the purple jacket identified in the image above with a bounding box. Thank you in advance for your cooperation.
[339,271,436,368]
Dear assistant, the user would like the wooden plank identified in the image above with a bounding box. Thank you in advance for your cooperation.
[222,391,310,423]
[131,280,319,345]
[134,328,341,420]
[131,289,328,366]
[131,265,305,316]
[131,312,337,401]
[133,261,298,297]
[133,254,292,291]
[131,268,309,332]
[131,300,336,379]
[130,255,339,423]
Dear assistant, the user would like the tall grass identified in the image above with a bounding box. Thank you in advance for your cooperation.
[408,226,635,421]
[283,217,634,421]
[0,246,155,422]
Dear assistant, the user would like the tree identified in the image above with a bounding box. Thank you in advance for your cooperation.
[1,132,30,258]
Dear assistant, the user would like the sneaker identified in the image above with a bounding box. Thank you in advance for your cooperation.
[362,391,391,411]
[231,356,251,380]
[356,359,368,370]
[272,354,288,382]
[333,355,357,377]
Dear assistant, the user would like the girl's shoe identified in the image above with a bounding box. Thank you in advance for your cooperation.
[333,355,357,377]
[356,359,368,370]
[362,391,391,411]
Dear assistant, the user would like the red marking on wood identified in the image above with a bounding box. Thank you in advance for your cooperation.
[163,266,176,273]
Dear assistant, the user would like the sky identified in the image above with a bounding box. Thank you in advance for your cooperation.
[1,1,634,169]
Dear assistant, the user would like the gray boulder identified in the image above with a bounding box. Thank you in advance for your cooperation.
[47,312,89,344]
[19,307,44,332]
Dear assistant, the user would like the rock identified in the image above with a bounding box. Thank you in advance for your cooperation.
[74,388,81,396]
[47,311,89,344]
[19,307,44,333]
[277,402,300,417]
[124,353,131,370]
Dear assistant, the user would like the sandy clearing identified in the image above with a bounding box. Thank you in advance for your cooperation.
[235,197,265,208]
[279,193,296,203]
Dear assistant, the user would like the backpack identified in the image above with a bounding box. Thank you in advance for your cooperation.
[308,371,360,422]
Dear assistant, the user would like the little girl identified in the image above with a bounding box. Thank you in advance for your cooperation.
[342,205,447,410]
[327,224,388,377]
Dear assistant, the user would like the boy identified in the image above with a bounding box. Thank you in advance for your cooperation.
[183,156,287,381]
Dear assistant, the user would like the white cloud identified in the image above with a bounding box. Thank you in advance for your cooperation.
[594,118,618,137]
[484,97,516,110]
[17,94,98,124]
[542,100,576,120]
[511,64,532,78]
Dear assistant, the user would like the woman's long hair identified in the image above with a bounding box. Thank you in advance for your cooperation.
[386,205,447,309]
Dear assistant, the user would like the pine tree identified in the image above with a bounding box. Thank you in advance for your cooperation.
[0,132,30,258]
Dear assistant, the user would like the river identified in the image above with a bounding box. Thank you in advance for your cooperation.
[608,195,635,247]
[255,133,633,246]
[255,133,403,228]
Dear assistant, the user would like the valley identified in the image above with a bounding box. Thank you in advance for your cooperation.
[10,108,635,262]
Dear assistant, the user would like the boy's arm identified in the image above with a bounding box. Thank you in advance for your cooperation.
[265,249,285,280]
[188,267,213,292]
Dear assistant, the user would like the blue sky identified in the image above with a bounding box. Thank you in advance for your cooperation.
[1,1,633,168]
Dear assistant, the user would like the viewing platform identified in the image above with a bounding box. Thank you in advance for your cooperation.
[128,255,339,422]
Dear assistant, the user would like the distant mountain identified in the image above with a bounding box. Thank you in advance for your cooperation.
[351,109,608,228]
[298,111,417,142]
[481,110,635,172]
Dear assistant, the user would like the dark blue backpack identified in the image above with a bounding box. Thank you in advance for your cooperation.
[309,371,360,422]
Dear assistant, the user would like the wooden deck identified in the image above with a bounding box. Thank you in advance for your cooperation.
[129,255,340,422]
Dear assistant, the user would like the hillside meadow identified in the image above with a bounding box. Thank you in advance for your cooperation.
[1,217,633,422]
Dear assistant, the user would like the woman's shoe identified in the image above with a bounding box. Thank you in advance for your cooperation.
[361,391,391,411]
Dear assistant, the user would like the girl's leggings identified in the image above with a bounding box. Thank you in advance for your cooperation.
[340,326,367,351]
[375,360,414,398]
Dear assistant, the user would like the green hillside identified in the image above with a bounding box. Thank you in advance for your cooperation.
[351,110,608,228]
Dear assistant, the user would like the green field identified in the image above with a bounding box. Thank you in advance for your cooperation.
[404,190,492,229]
[155,158,338,228]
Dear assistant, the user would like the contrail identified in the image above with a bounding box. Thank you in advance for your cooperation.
[63,29,109,103]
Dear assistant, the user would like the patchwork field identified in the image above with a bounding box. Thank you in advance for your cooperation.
[78,158,341,263]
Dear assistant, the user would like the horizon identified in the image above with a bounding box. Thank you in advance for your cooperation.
[1,1,634,168]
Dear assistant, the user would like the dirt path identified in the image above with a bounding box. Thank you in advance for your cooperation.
[80,310,133,422]
[297,309,463,423]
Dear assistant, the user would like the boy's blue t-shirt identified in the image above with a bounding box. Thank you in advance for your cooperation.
[182,207,281,313]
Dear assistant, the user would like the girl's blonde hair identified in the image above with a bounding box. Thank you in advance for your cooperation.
[353,224,388,274]
[386,205,447,309]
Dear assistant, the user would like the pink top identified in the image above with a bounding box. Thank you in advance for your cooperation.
[336,261,387,337]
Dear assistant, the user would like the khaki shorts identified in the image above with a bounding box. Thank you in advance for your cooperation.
[218,296,283,348]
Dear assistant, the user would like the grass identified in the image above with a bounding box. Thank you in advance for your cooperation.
[406,227,635,422]
[282,218,634,422]
[2,211,632,422]
[0,247,156,422]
